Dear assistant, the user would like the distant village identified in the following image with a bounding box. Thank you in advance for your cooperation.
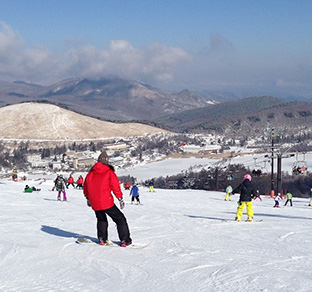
[25,134,224,172]
[4,131,312,197]
[2,133,236,175]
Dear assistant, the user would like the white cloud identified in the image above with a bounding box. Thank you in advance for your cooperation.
[0,23,191,85]
[0,22,311,98]
[0,22,23,54]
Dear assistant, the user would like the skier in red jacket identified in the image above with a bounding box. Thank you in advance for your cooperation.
[67,175,75,188]
[83,151,132,247]
[76,175,84,189]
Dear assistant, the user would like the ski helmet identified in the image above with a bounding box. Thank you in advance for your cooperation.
[244,174,252,181]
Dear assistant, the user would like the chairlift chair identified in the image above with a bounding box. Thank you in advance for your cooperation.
[292,153,308,175]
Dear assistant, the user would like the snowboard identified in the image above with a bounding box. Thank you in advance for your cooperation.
[222,219,263,223]
[75,237,149,249]
[76,238,119,246]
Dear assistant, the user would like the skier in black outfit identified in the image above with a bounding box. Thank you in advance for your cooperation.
[232,174,257,222]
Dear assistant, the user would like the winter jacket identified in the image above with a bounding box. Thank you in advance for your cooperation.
[233,179,256,202]
[130,185,139,197]
[68,176,74,184]
[83,162,123,211]
[226,185,233,193]
[76,176,84,185]
[56,177,66,191]
[24,186,33,193]
[286,192,293,199]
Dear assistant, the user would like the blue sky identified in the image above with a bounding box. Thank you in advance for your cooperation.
[0,0,311,98]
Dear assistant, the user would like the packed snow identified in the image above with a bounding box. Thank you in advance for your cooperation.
[118,152,312,181]
[0,157,312,292]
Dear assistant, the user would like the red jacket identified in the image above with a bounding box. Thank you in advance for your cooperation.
[68,176,74,183]
[76,177,84,184]
[83,162,123,211]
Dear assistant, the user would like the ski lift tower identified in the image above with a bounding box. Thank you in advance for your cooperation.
[261,128,295,196]
[270,128,275,195]
[276,151,295,196]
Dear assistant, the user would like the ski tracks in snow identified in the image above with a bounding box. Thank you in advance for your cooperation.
[279,231,295,241]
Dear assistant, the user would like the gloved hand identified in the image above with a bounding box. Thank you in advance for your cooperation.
[118,198,125,209]
[86,199,91,207]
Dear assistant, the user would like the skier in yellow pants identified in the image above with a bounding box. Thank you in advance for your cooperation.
[148,180,155,192]
[236,201,254,221]
[225,185,233,201]
[233,174,256,222]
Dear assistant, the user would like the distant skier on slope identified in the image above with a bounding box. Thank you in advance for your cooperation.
[52,175,59,191]
[225,185,233,201]
[67,175,75,188]
[284,191,293,206]
[273,195,280,207]
[148,180,155,192]
[24,185,40,192]
[232,174,257,222]
[253,190,262,201]
[83,151,132,247]
[12,169,18,181]
[76,175,84,189]
[130,184,140,205]
[56,175,67,201]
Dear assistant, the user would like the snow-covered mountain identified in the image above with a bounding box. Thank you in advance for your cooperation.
[0,102,168,140]
[0,77,212,121]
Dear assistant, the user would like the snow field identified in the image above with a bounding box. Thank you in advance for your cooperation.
[0,178,311,292]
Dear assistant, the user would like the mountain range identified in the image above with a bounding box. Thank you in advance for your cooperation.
[156,96,312,138]
[1,77,312,139]
[0,77,212,122]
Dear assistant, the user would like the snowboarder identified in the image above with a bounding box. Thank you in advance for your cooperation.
[12,169,18,181]
[273,196,280,207]
[130,184,140,205]
[148,180,155,192]
[83,151,132,247]
[225,185,233,201]
[24,185,41,192]
[52,175,59,191]
[67,175,75,188]
[76,175,84,189]
[284,191,293,206]
[253,190,262,201]
[309,188,312,206]
[56,175,67,201]
[232,174,256,222]
[24,185,34,193]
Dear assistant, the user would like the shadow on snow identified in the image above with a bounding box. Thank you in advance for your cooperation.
[185,212,312,221]
[41,225,97,242]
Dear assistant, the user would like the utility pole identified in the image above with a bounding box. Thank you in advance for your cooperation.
[265,128,294,196]
[215,167,219,191]
[277,152,294,196]
[271,128,275,194]
[277,153,282,196]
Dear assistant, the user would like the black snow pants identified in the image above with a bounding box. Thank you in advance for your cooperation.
[95,204,132,243]
[131,196,140,204]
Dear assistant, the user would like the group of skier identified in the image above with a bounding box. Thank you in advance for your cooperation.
[50,174,85,201]
[66,175,84,189]
[46,152,143,247]
[225,172,312,221]
[21,148,311,246]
